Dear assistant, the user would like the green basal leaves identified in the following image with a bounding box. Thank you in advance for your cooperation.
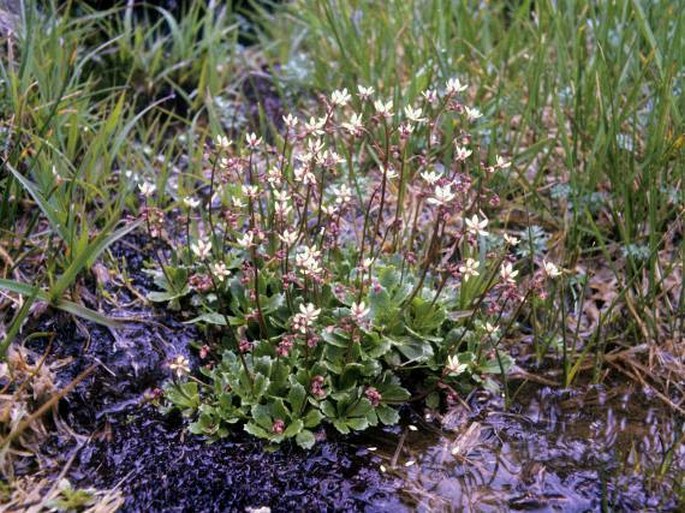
[163,261,513,449]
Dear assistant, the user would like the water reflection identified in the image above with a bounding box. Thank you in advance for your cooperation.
[364,384,684,512]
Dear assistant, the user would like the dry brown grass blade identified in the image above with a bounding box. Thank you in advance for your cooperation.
[607,360,685,416]
[0,364,96,450]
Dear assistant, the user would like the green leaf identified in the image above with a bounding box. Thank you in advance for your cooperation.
[426,392,440,409]
[0,278,123,329]
[320,400,337,418]
[407,296,445,333]
[251,404,272,430]
[184,312,241,326]
[332,419,351,434]
[6,162,67,240]
[283,419,304,438]
[377,379,411,402]
[321,329,350,348]
[345,416,369,431]
[340,363,364,389]
[347,397,373,418]
[259,292,285,314]
[376,405,400,425]
[165,382,200,411]
[303,408,324,428]
[296,429,316,449]
[387,335,434,364]
[252,373,271,401]
[271,398,290,420]
[288,377,306,414]
[244,421,270,439]
[148,288,190,303]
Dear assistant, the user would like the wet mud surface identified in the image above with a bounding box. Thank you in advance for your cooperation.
[13,235,685,512]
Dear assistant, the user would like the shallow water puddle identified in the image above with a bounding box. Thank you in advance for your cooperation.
[358,384,684,512]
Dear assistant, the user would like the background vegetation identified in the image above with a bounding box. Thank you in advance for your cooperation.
[0,0,683,505]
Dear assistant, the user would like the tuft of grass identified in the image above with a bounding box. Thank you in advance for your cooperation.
[0,1,245,352]
[259,0,685,384]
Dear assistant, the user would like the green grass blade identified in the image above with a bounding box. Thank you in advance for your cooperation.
[50,218,143,300]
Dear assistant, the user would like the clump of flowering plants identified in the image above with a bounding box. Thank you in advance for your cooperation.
[143,80,560,448]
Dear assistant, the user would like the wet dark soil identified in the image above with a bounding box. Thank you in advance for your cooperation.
[11,234,685,512]
[72,409,401,512]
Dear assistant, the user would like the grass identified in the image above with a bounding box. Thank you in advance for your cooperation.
[261,0,685,375]
[0,1,248,350]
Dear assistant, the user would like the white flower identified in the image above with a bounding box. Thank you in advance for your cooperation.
[465,106,483,122]
[350,301,370,322]
[445,78,468,95]
[304,116,326,136]
[373,99,394,118]
[495,155,511,169]
[331,88,351,106]
[500,262,519,284]
[322,204,337,216]
[404,105,426,124]
[503,233,520,246]
[273,190,291,213]
[484,322,499,337]
[245,132,262,149]
[465,214,489,237]
[232,196,246,209]
[399,122,415,137]
[360,257,374,271]
[420,169,442,186]
[542,260,562,278]
[357,85,375,100]
[295,245,323,278]
[446,355,468,376]
[278,229,298,246]
[169,355,190,377]
[275,199,292,217]
[215,135,232,150]
[308,138,324,154]
[427,184,455,206]
[454,145,473,161]
[267,166,282,186]
[273,190,288,203]
[282,113,298,129]
[341,112,364,135]
[237,231,255,249]
[335,184,353,206]
[294,166,317,186]
[211,262,231,282]
[138,181,156,197]
[321,149,344,166]
[459,258,480,281]
[421,88,438,104]
[191,239,212,259]
[183,196,200,209]
[242,184,259,198]
[292,302,321,333]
